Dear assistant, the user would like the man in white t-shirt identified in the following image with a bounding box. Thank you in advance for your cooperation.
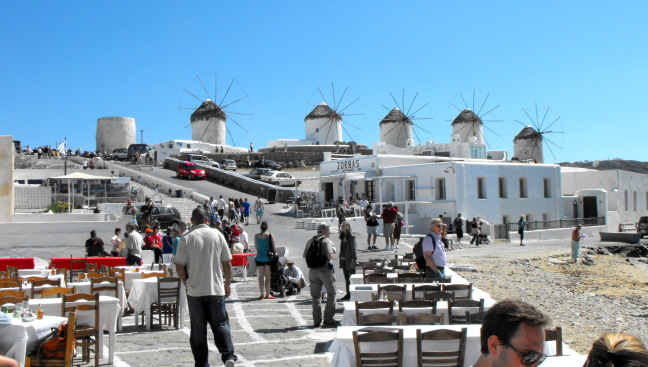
[217,195,227,221]
[175,207,237,366]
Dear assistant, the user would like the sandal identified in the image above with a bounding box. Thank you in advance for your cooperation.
[258,296,264,300]
[265,295,276,299]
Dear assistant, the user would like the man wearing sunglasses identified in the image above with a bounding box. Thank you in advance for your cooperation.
[423,218,447,280]
[473,299,549,367]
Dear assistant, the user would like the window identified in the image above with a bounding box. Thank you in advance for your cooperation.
[543,178,551,198]
[519,178,528,198]
[502,215,509,225]
[315,128,320,133]
[499,177,507,198]
[436,178,446,200]
[187,144,192,148]
[477,177,486,199]
[365,181,375,201]
[625,191,629,211]
[407,180,416,201]
[633,191,637,211]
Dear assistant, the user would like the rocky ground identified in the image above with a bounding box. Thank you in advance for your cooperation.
[448,242,648,354]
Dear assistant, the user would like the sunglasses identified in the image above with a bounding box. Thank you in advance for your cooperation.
[505,343,547,366]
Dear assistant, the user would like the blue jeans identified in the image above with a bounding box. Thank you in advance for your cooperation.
[187,295,236,366]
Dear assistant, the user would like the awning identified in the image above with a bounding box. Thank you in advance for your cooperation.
[49,172,113,180]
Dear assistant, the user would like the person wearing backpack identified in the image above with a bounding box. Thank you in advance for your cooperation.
[302,222,337,327]
[423,218,447,280]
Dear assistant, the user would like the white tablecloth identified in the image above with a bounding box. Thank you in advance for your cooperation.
[350,283,481,302]
[350,267,468,285]
[328,325,578,367]
[68,280,127,331]
[28,295,120,364]
[341,291,496,326]
[127,278,187,330]
[0,316,66,367]
[113,267,168,291]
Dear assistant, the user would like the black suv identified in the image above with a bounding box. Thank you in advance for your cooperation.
[254,159,282,170]
[136,204,181,229]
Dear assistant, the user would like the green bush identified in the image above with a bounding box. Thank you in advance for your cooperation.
[48,200,70,213]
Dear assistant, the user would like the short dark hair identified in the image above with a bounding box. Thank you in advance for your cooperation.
[90,230,97,237]
[585,332,648,367]
[480,299,548,354]
[114,227,121,234]
[260,221,268,232]
[191,207,207,224]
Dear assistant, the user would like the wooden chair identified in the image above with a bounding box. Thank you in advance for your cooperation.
[85,261,100,274]
[0,279,22,290]
[6,266,19,279]
[361,263,382,278]
[447,299,485,324]
[54,268,69,285]
[27,309,78,367]
[62,293,100,367]
[42,287,75,298]
[358,311,400,326]
[423,291,455,303]
[372,284,406,301]
[355,300,393,324]
[90,277,119,298]
[442,284,473,300]
[399,312,444,326]
[399,299,437,313]
[100,265,114,277]
[0,289,27,298]
[69,256,87,282]
[31,278,62,298]
[411,284,442,300]
[397,272,422,283]
[416,327,467,367]
[364,274,392,284]
[150,263,167,273]
[353,328,403,367]
[151,277,181,329]
[0,295,28,304]
[22,276,45,284]
[84,271,103,280]
[142,271,166,279]
[544,326,563,356]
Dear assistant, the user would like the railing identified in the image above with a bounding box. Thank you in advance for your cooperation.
[505,217,605,232]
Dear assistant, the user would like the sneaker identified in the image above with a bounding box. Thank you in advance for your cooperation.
[371,245,379,250]
[322,320,340,327]
[225,359,236,367]
[312,322,321,328]
[340,294,351,301]
[383,246,391,251]
[395,245,400,249]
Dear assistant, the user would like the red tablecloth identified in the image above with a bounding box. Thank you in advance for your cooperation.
[231,253,256,267]
[0,258,35,271]
[48,257,127,269]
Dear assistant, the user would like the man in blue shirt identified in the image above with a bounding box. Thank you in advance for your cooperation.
[422,218,447,279]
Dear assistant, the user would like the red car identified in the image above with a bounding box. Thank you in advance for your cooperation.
[176,162,207,180]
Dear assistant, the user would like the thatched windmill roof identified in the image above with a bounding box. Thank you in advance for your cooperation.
[451,109,482,126]
[190,99,226,122]
[379,107,411,125]
[304,102,339,121]
[514,126,540,140]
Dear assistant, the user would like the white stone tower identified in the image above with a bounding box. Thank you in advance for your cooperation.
[304,102,343,145]
[191,99,226,145]
[96,117,136,154]
[379,108,414,148]
[513,125,544,163]
[451,109,484,145]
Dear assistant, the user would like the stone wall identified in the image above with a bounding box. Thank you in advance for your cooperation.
[178,151,327,170]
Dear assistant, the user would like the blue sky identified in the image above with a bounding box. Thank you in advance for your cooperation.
[2,1,646,163]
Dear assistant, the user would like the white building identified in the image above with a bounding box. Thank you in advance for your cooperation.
[150,139,247,163]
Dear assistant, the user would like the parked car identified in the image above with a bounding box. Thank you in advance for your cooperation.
[254,159,282,171]
[127,144,152,161]
[243,168,273,180]
[219,159,237,171]
[187,154,220,168]
[109,148,129,161]
[176,162,207,180]
[136,204,181,229]
[638,216,648,238]
[259,171,302,186]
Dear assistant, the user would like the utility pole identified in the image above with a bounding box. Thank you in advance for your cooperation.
[140,130,144,144]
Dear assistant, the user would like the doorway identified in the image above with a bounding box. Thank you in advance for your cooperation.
[583,196,598,218]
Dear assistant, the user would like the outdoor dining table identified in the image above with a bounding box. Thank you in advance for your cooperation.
[17,269,51,277]
[349,282,488,303]
[0,315,67,367]
[0,258,35,271]
[127,277,187,331]
[48,257,127,269]
[231,253,256,281]
[69,279,127,331]
[3,275,68,298]
[349,267,467,285]
[28,295,120,364]
[113,267,168,291]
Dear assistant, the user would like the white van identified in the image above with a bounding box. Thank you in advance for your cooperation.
[187,154,220,168]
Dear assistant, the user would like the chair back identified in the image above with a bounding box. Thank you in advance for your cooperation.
[416,328,467,367]
[423,291,455,302]
[69,256,87,282]
[42,286,75,298]
[466,311,487,324]
[364,274,392,284]
[62,293,99,323]
[358,311,399,326]
[142,271,166,279]
[0,289,27,298]
[31,278,62,298]
[412,284,441,299]
[399,299,436,312]
[353,328,403,367]
[90,277,119,298]
[100,265,114,277]
[355,300,393,324]
[0,295,27,304]
[157,277,180,304]
[447,299,485,324]
[63,309,78,366]
[398,273,422,283]
[442,284,473,300]
[5,266,19,278]
[400,312,444,326]
[544,327,563,356]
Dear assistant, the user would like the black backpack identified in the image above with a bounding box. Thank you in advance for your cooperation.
[305,235,328,268]
[413,234,435,269]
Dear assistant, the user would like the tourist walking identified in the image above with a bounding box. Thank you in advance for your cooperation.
[125,223,143,266]
[303,223,337,327]
[363,204,379,250]
[518,215,526,246]
[254,196,264,224]
[469,217,481,246]
[453,213,464,243]
[379,202,398,250]
[217,195,226,220]
[423,218,447,280]
[336,198,346,229]
[175,207,237,367]
[254,221,276,299]
[242,198,251,225]
[571,224,583,262]
[338,221,357,301]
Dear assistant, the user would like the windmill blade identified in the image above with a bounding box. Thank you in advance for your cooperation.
[214,72,218,104]
[539,107,550,131]
[480,105,500,118]
[183,89,204,103]
[545,138,560,160]
[179,107,200,110]
[406,92,419,116]
[477,93,490,116]
[227,112,253,116]
[219,78,235,106]
[341,124,356,142]
[331,83,336,110]
[408,102,429,117]
[196,75,212,101]
[461,124,478,143]
[412,127,424,145]
[460,92,468,109]
[514,119,529,128]
[522,109,536,127]
[482,124,502,137]
[519,138,535,156]
[472,89,475,112]
[535,103,540,130]
[336,87,349,111]
[324,118,334,144]
[220,94,249,109]
[381,104,391,111]
[543,135,563,150]
[453,123,473,137]
[543,116,562,132]
[411,122,432,135]
[390,92,402,111]
[338,97,359,114]
[449,102,463,112]
[310,119,331,137]
[226,114,249,133]
[402,90,405,117]
[199,119,213,141]
[340,118,362,130]
[317,87,329,106]
[226,126,237,146]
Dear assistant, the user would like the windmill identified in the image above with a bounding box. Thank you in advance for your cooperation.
[447,90,503,148]
[513,104,564,163]
[304,84,362,145]
[379,89,433,148]
[178,72,251,146]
